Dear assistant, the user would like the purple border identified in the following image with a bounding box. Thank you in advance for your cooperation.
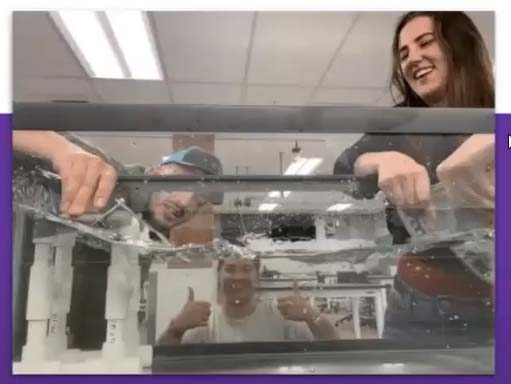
[1,113,510,384]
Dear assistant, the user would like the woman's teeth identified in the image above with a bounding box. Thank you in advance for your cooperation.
[414,67,433,79]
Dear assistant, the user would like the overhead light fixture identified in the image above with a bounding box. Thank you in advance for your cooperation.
[105,11,162,80]
[51,11,124,79]
[326,203,352,212]
[268,157,323,200]
[51,11,162,80]
[268,191,282,198]
[258,203,279,212]
[284,157,308,175]
[296,158,323,175]
[268,191,291,199]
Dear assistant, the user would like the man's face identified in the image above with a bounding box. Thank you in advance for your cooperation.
[219,256,258,307]
[147,163,206,229]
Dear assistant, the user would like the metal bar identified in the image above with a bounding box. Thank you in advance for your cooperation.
[13,102,494,133]
[33,173,368,213]
[118,175,361,212]
[256,284,388,291]
[118,174,358,193]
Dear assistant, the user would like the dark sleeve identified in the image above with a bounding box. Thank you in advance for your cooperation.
[333,134,403,198]
[333,134,403,175]
[333,133,469,197]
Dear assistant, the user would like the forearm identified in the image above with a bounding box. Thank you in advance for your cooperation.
[156,321,186,345]
[13,131,77,161]
[306,314,338,340]
[354,151,397,176]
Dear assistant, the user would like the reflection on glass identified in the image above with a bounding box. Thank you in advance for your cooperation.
[12,131,494,374]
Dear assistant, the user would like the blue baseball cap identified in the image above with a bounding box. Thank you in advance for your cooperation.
[160,146,223,204]
[160,146,222,176]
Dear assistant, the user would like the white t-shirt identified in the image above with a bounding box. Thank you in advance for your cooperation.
[181,300,314,343]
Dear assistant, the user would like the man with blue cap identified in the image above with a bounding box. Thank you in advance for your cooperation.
[143,146,223,245]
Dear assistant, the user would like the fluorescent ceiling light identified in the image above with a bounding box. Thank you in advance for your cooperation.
[268,157,323,200]
[326,203,352,212]
[297,158,323,175]
[258,203,279,212]
[268,190,291,199]
[52,11,124,79]
[284,157,308,175]
[105,11,162,80]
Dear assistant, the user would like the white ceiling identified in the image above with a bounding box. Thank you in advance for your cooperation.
[13,11,494,107]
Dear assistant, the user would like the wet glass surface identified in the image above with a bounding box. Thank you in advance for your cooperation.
[12,131,494,373]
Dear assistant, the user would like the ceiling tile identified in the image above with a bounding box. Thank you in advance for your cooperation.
[172,83,241,105]
[323,54,392,88]
[314,88,383,106]
[248,12,357,86]
[322,12,400,88]
[467,11,495,59]
[14,77,97,102]
[93,79,170,104]
[153,12,253,83]
[13,12,86,78]
[338,12,401,55]
[245,86,311,106]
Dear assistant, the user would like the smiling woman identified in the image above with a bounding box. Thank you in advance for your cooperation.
[391,11,494,108]
[334,11,495,343]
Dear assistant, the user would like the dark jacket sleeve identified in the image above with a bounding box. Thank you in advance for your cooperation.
[333,133,469,198]
[333,134,403,198]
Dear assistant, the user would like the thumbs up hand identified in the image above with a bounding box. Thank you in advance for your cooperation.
[170,287,212,333]
[277,281,317,322]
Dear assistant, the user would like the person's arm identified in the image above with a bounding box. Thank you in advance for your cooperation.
[157,319,188,345]
[303,311,338,340]
[13,131,117,215]
[157,287,211,345]
[13,131,74,159]
[277,282,337,340]
[334,134,402,199]
[436,133,494,209]
[354,151,431,207]
[337,133,430,207]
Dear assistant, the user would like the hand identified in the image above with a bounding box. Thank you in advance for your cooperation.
[277,281,317,323]
[170,287,211,333]
[355,151,431,208]
[51,145,117,216]
[436,134,494,209]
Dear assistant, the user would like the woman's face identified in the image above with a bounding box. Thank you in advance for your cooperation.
[399,16,449,105]
[219,257,258,306]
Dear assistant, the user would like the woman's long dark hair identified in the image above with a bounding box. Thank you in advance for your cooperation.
[391,11,494,108]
